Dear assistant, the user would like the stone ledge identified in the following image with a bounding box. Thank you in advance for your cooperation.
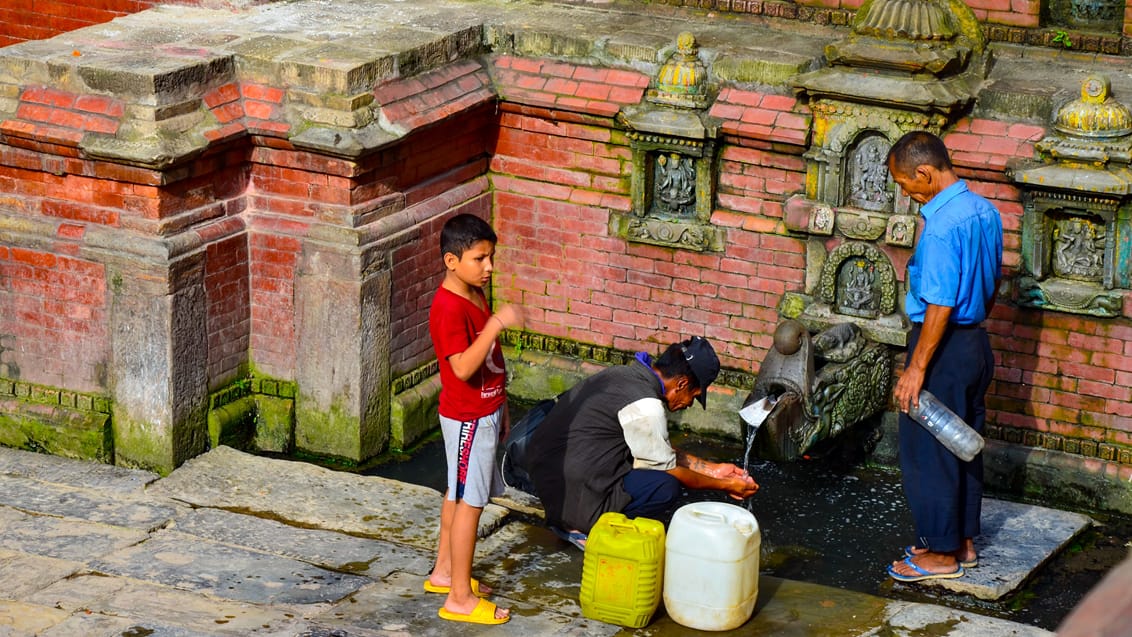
[0,398,113,464]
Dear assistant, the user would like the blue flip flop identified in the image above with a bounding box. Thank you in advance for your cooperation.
[887,556,965,583]
[549,525,587,551]
[903,545,978,568]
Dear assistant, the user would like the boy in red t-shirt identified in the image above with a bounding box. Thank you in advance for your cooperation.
[424,213,523,625]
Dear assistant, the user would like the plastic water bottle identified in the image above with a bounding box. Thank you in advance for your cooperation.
[908,390,985,462]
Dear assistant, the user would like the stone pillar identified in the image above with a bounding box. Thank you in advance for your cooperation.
[294,233,391,464]
[102,248,210,473]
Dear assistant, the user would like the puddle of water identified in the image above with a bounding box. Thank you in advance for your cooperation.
[364,404,1131,631]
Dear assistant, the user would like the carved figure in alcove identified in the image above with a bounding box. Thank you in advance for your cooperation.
[654,152,697,216]
[848,137,893,211]
[1053,217,1105,280]
[838,258,878,315]
[890,219,909,244]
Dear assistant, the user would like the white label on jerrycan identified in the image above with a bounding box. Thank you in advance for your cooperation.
[663,502,760,631]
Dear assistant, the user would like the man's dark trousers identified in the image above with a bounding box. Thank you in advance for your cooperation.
[899,323,994,552]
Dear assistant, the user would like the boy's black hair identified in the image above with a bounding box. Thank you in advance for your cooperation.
[440,213,497,259]
[886,130,953,177]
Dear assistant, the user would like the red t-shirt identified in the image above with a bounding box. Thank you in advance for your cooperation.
[429,285,507,421]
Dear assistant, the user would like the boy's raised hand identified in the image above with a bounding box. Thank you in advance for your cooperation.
[492,304,525,330]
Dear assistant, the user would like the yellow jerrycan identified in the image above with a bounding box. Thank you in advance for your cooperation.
[579,512,665,628]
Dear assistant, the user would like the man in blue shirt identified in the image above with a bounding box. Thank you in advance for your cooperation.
[886,131,1003,582]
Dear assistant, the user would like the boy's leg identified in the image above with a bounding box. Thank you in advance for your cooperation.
[437,409,508,620]
[443,501,507,620]
[428,492,456,586]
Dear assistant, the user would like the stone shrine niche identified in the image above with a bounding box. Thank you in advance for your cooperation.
[1011,75,1132,318]
[612,32,723,252]
[846,134,895,213]
[782,0,991,346]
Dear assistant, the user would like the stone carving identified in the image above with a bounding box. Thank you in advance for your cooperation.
[847,136,893,211]
[612,214,724,252]
[653,152,697,216]
[742,320,892,461]
[613,32,722,252]
[1017,276,1123,317]
[1011,75,1132,318]
[647,32,709,109]
[1053,217,1104,280]
[820,242,897,317]
[885,214,915,247]
[809,203,835,235]
[838,257,878,317]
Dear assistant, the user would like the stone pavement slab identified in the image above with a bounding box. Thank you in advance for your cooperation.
[0,601,69,636]
[0,446,1065,636]
[171,507,432,579]
[148,445,510,551]
[0,508,148,561]
[0,550,82,601]
[0,473,179,530]
[0,446,158,495]
[909,498,1093,600]
[26,574,313,635]
[88,529,371,605]
[305,571,618,637]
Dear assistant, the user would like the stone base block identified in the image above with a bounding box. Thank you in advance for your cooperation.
[207,396,256,451]
[206,395,295,455]
[0,398,112,463]
[389,375,440,452]
[253,395,294,454]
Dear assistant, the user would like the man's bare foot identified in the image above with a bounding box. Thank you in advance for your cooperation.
[906,543,977,566]
[890,551,960,578]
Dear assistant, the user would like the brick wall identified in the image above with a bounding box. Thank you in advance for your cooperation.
[484,51,1132,473]
[0,1,160,48]
[205,234,250,385]
[0,245,107,393]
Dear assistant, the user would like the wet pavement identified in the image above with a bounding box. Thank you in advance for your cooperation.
[0,444,1073,636]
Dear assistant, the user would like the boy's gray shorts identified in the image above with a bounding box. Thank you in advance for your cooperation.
[440,406,505,508]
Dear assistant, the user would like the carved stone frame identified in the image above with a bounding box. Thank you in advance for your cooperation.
[609,129,724,252]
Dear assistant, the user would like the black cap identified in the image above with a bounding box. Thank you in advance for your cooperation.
[681,336,720,409]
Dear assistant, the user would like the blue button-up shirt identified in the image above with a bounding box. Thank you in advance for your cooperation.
[905,181,1003,324]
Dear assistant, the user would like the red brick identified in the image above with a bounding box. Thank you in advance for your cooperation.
[241,83,285,103]
[606,69,648,88]
[760,94,797,111]
[1007,123,1046,142]
[506,57,545,74]
[84,114,119,135]
[244,101,276,120]
[21,86,75,108]
[203,82,241,108]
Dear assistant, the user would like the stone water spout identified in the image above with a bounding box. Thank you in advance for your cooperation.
[742,319,891,461]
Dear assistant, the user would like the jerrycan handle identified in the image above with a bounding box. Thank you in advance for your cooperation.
[690,510,726,524]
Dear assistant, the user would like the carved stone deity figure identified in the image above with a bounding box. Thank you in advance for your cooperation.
[847,137,893,211]
[653,152,697,216]
[838,257,878,316]
[1053,217,1105,281]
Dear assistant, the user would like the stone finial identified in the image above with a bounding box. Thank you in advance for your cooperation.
[647,32,709,109]
[1053,75,1132,139]
[854,0,957,41]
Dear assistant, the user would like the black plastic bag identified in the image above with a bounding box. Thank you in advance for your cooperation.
[501,397,557,496]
